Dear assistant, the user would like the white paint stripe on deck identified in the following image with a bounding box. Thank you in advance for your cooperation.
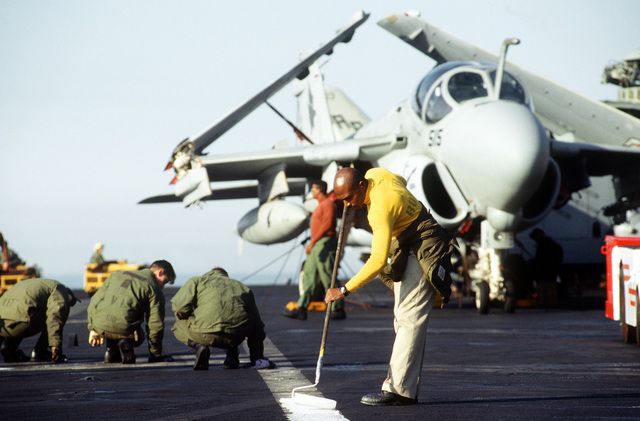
[258,336,349,421]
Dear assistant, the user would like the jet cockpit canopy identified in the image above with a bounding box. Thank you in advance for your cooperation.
[412,61,531,124]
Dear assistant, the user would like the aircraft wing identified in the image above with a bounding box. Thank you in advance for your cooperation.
[198,133,403,180]
[143,133,403,206]
[183,11,369,157]
[552,140,640,176]
[139,184,258,204]
[143,146,314,205]
[377,13,640,148]
[139,179,308,204]
[197,148,311,182]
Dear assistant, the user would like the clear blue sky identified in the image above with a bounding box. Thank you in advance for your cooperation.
[2,1,638,288]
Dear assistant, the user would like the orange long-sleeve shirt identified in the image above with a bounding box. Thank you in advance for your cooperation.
[308,194,337,250]
[344,168,420,292]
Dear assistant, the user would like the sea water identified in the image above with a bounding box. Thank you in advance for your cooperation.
[47,272,291,290]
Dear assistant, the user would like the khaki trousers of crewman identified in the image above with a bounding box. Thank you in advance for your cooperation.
[381,252,436,400]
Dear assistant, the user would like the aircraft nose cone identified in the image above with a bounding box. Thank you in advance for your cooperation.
[443,100,549,217]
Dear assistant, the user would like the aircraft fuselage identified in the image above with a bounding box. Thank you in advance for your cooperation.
[355,62,559,234]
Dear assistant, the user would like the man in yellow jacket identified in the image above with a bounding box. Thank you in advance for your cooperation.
[326,167,457,406]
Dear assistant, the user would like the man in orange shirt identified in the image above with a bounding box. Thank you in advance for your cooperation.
[283,180,345,321]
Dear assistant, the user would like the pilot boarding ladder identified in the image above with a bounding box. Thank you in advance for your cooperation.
[602,235,640,347]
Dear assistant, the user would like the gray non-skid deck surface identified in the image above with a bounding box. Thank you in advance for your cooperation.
[1,282,638,420]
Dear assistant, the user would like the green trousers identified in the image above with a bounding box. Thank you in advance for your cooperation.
[172,319,265,362]
[0,319,48,350]
[298,236,343,311]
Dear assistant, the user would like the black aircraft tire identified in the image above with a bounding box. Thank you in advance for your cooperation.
[503,279,516,314]
[621,321,637,344]
[476,281,490,314]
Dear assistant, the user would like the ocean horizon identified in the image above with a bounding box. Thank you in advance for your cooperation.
[45,272,296,291]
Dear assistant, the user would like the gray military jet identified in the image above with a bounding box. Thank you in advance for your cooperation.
[141,11,640,312]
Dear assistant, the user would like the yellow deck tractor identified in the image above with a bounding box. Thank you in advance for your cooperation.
[84,260,145,295]
[0,265,39,295]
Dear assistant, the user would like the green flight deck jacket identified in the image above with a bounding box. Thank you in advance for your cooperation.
[0,278,74,349]
[88,269,165,357]
[171,270,264,339]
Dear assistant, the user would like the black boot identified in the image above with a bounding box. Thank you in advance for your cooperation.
[361,391,417,406]
[194,344,210,371]
[330,308,347,320]
[104,339,122,363]
[31,347,53,362]
[223,346,239,369]
[282,306,307,320]
[118,339,136,364]
[1,340,29,363]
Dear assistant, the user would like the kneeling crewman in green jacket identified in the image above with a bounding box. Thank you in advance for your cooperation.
[171,267,275,370]
[87,260,175,364]
[0,278,79,363]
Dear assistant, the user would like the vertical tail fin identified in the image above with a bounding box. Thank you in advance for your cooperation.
[294,61,335,144]
[294,60,370,143]
[324,86,370,141]
[293,59,372,186]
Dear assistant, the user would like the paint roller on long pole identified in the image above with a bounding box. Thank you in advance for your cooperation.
[290,207,352,409]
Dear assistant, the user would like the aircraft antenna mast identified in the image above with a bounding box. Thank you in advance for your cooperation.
[494,38,520,100]
[265,101,315,145]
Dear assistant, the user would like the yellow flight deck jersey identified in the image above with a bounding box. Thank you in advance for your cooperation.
[344,168,421,292]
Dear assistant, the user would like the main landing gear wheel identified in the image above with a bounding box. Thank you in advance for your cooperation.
[621,322,637,344]
[475,281,490,314]
[503,279,516,313]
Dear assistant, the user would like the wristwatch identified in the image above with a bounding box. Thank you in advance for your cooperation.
[339,286,350,297]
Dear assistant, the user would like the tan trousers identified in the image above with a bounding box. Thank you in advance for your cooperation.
[381,252,436,399]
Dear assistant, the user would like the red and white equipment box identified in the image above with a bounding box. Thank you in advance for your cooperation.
[602,235,640,345]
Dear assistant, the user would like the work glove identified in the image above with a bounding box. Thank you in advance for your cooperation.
[148,354,174,363]
[242,358,276,370]
[51,347,67,363]
[88,330,105,347]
